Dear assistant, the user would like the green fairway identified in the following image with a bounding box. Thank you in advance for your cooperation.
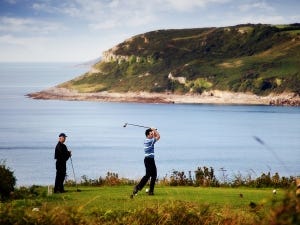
[2,185,297,225]
[40,185,282,214]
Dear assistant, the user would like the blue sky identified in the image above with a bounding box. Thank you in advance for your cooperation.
[0,0,299,62]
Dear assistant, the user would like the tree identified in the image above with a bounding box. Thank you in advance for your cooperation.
[0,161,16,200]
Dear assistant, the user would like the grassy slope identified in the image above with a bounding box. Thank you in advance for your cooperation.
[61,24,300,95]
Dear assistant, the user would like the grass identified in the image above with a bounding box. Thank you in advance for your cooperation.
[16,185,282,214]
[2,185,298,225]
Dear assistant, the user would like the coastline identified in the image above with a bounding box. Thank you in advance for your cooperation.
[27,87,300,106]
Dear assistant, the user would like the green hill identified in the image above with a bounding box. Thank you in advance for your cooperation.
[61,24,300,96]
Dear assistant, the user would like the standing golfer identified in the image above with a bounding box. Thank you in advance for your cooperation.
[133,128,160,196]
[54,133,71,193]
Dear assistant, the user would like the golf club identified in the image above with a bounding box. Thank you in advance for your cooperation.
[123,123,151,129]
[253,136,290,174]
[70,156,81,192]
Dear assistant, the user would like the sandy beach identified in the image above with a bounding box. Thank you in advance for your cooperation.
[27,87,300,106]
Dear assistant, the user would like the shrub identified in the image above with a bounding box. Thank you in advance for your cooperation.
[264,187,300,225]
[195,166,219,187]
[79,175,105,186]
[187,78,213,93]
[0,161,16,200]
[11,185,41,199]
[105,172,121,186]
[169,170,189,186]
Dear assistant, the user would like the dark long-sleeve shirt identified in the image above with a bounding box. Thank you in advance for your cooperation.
[54,142,70,163]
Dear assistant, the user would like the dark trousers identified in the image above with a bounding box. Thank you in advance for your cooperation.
[54,161,66,192]
[136,157,157,192]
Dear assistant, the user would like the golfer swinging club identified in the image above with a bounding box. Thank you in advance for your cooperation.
[54,133,71,193]
[133,128,160,196]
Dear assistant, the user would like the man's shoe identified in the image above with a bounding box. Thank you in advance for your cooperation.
[133,186,138,195]
[148,192,154,196]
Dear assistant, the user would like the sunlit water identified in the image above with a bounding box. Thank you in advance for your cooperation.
[0,63,299,186]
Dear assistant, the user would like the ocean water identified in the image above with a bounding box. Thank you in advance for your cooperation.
[0,63,299,186]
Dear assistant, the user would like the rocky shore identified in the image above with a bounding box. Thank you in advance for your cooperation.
[27,87,300,106]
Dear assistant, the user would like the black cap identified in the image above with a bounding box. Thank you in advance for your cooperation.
[59,133,67,137]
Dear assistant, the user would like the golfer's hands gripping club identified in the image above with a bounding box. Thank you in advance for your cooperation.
[151,127,160,141]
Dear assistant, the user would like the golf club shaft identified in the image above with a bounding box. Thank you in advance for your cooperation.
[125,123,150,129]
[253,136,290,174]
[70,156,78,190]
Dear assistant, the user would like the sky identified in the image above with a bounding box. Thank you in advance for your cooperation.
[0,0,299,62]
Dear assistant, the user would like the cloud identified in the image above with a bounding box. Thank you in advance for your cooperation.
[29,0,232,30]
[237,14,286,25]
[32,3,51,12]
[88,6,157,30]
[0,16,65,34]
[239,1,274,12]
[4,0,17,4]
[89,20,118,30]
[0,34,50,56]
[31,0,104,19]
[0,33,51,48]
[61,1,158,30]
[1,0,299,62]
[0,33,107,62]
[164,0,231,12]
[0,34,25,45]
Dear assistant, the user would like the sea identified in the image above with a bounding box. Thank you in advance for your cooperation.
[0,62,299,186]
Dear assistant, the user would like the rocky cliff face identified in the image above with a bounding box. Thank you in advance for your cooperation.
[102,49,130,63]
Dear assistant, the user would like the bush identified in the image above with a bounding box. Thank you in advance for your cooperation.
[265,187,300,225]
[169,170,189,186]
[105,172,121,186]
[0,161,16,200]
[195,166,219,187]
[65,172,135,187]
[11,185,41,199]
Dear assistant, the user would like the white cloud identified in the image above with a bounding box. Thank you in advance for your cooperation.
[0,34,25,45]
[30,0,232,30]
[237,14,286,25]
[89,20,118,30]
[4,0,17,4]
[239,1,274,12]
[163,0,231,11]
[62,1,103,18]
[0,34,54,62]
[0,34,50,47]
[0,17,65,34]
[32,3,54,13]
[31,0,105,19]
[108,0,120,8]
[0,34,94,62]
[1,0,299,62]
[62,1,156,30]
[32,2,82,16]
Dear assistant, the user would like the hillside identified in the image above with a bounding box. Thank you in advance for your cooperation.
[29,24,300,105]
[63,24,300,94]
